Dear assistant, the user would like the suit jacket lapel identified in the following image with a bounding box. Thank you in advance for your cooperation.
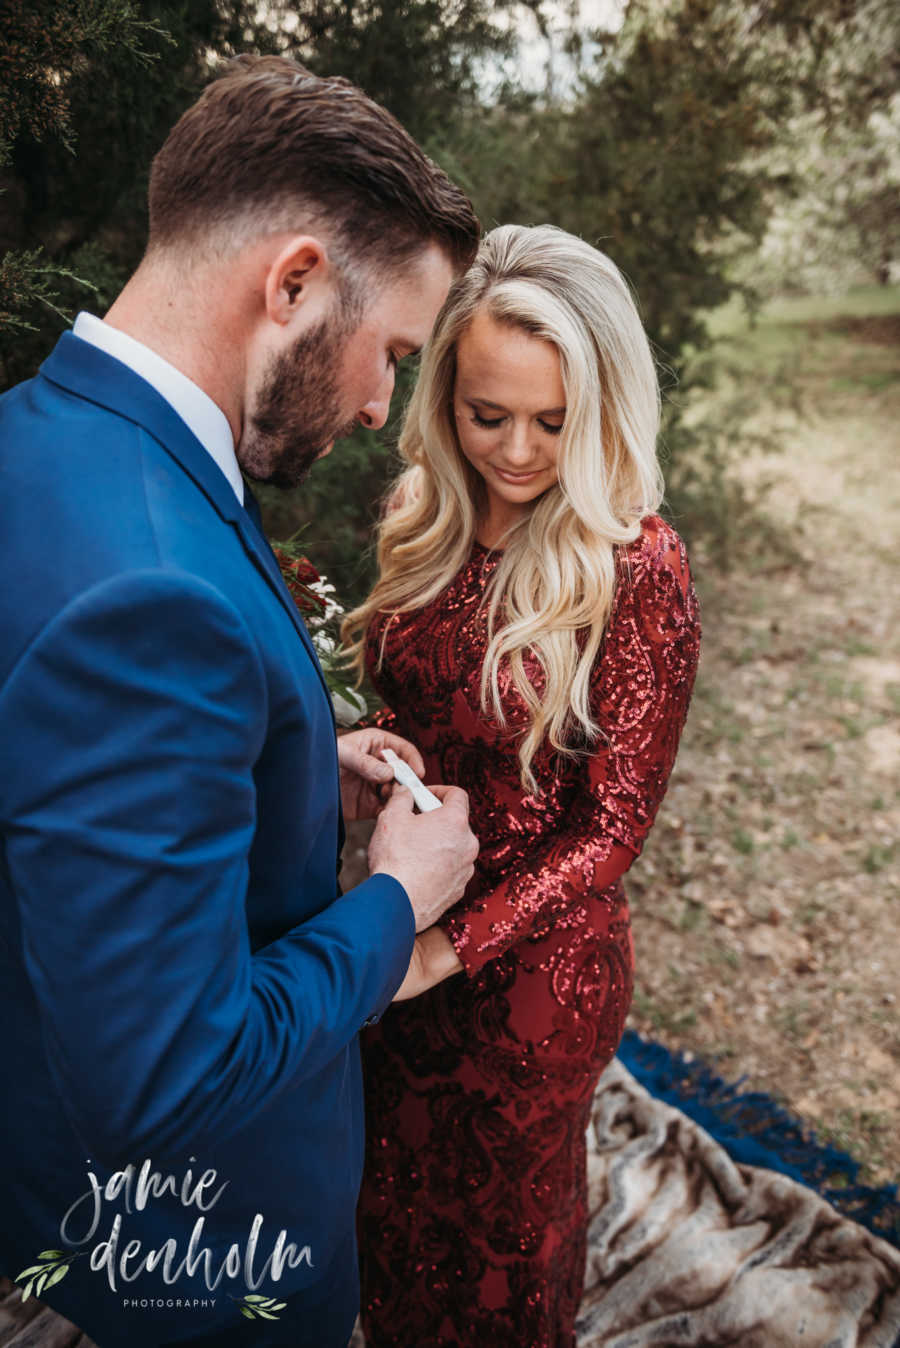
[40,333,336,719]
[234,490,336,720]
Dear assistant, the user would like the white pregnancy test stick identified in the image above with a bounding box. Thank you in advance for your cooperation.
[380,748,442,812]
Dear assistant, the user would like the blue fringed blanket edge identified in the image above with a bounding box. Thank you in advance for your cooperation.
[617,1029,900,1249]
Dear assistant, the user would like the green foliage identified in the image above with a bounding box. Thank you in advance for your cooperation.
[0,0,278,378]
[3,0,892,582]
[775,0,897,290]
[283,0,527,144]
[0,0,172,375]
[534,0,778,358]
[0,0,168,168]
[0,247,96,334]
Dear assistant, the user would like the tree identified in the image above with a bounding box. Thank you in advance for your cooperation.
[734,0,900,293]
[0,0,166,347]
[0,0,286,384]
[275,0,527,144]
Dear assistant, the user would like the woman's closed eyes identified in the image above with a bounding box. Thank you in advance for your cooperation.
[469,410,564,435]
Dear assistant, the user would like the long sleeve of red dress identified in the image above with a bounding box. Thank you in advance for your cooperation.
[436,523,699,975]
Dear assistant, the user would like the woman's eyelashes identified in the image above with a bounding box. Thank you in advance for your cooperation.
[470,410,564,435]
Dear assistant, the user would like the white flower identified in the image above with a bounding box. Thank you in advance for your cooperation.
[309,578,343,624]
[332,688,367,727]
[312,632,336,657]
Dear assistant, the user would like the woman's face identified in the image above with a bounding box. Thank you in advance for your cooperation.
[452,308,566,533]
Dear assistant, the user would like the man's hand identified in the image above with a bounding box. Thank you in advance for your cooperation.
[337,728,427,821]
[368,783,479,931]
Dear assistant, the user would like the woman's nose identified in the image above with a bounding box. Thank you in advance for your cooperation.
[503,419,536,464]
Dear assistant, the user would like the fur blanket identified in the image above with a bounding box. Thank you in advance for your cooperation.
[574,1058,900,1347]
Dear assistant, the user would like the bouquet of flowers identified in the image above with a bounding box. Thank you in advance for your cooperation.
[272,535,367,727]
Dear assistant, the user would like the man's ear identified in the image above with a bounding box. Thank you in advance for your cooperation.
[264,235,331,326]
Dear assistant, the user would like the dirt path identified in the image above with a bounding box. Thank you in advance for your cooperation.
[628,299,900,1184]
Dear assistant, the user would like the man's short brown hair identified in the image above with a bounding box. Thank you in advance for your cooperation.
[148,54,479,281]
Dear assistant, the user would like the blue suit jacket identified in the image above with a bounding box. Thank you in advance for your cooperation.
[0,334,415,1345]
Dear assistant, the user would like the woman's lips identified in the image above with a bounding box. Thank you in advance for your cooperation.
[492,466,543,483]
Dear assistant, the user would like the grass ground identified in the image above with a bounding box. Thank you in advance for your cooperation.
[627,284,900,1186]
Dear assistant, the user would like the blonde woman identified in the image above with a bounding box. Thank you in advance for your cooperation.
[342,224,701,1346]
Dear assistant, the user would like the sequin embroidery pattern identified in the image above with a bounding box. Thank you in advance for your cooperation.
[354,515,701,1348]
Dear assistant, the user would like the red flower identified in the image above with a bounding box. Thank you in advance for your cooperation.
[272,546,328,619]
[285,557,321,587]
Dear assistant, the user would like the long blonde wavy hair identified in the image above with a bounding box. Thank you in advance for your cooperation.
[342,224,664,793]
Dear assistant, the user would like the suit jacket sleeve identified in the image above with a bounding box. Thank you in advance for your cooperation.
[0,568,415,1165]
[437,531,701,975]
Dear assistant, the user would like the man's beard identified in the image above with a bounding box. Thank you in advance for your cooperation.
[238,307,360,490]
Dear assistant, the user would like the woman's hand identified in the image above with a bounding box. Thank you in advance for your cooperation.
[390,935,427,1002]
[337,728,427,822]
[391,926,463,1002]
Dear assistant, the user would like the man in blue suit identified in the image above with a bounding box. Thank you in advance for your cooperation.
[0,55,480,1347]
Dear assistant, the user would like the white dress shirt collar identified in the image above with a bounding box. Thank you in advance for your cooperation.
[72,311,244,505]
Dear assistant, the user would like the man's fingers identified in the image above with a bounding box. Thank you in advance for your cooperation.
[367,757,396,782]
[379,733,426,780]
[425,784,470,814]
[349,744,394,782]
[380,781,470,820]
[383,784,415,812]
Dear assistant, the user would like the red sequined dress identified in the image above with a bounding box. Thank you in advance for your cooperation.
[355,514,701,1348]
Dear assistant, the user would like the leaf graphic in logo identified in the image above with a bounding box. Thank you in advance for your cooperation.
[233,1292,286,1321]
[16,1249,75,1302]
[43,1264,70,1291]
